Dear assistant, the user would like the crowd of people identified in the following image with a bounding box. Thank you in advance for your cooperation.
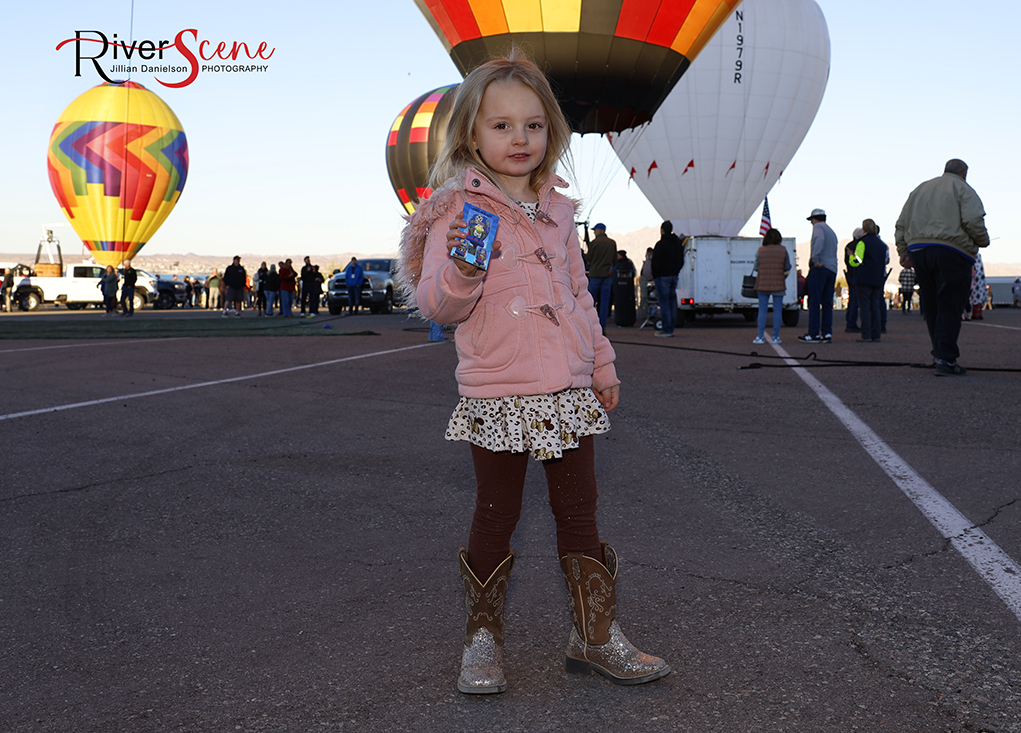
[797,159,991,373]
[96,262,139,317]
[203,256,315,317]
[580,220,686,338]
[579,159,992,377]
[755,158,992,375]
[166,256,335,317]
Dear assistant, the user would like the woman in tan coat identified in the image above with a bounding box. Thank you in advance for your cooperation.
[753,228,791,344]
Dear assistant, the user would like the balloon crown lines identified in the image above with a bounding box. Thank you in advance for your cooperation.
[56,29,275,89]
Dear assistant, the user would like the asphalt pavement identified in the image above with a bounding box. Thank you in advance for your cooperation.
[2,305,1020,732]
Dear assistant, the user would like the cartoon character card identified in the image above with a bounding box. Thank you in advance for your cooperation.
[451,203,499,271]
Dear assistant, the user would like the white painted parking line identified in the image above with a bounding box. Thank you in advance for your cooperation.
[0,342,436,422]
[773,343,1021,623]
[0,338,191,354]
[967,322,1021,331]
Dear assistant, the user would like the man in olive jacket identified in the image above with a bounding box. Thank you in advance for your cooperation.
[895,159,990,375]
[586,223,616,330]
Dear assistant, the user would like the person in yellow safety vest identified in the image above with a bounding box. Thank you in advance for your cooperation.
[843,227,864,332]
[848,238,865,268]
[852,218,891,342]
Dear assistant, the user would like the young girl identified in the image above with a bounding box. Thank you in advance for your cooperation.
[398,51,669,695]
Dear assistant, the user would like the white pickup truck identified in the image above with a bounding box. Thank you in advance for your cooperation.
[14,263,158,312]
[673,236,800,328]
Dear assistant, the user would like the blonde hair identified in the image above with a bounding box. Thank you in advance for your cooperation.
[429,48,573,197]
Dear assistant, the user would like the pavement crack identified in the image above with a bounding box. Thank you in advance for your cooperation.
[882,537,954,569]
[0,465,195,503]
[878,499,1016,571]
[975,497,1018,528]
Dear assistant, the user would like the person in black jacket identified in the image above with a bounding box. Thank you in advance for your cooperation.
[843,228,863,333]
[308,265,325,316]
[119,261,138,316]
[2,269,14,312]
[255,262,269,316]
[222,256,247,317]
[263,264,281,315]
[299,256,316,315]
[613,249,637,327]
[852,219,889,342]
[651,221,685,337]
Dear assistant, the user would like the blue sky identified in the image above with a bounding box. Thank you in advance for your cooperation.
[2,1,1018,264]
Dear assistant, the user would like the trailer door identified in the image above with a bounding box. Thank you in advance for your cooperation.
[697,239,732,306]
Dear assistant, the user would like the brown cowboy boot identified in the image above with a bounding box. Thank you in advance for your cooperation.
[560,543,670,685]
[457,548,515,694]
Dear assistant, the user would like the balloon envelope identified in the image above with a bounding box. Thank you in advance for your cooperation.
[47,81,189,266]
[385,84,459,214]
[612,0,829,235]
[414,0,742,134]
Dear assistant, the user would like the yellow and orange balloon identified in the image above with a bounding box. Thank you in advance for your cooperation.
[47,81,189,267]
[414,0,742,133]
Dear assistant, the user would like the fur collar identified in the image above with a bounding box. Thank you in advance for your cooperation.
[394,184,459,311]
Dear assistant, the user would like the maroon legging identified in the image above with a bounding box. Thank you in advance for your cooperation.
[467,435,602,580]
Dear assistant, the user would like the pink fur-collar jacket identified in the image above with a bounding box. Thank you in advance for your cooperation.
[397,168,618,399]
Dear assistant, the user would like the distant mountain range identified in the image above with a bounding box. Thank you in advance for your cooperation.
[0,252,392,277]
[3,238,1018,280]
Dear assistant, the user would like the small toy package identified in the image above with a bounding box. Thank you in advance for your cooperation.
[451,203,499,271]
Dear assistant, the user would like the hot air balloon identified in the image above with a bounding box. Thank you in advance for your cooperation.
[47,81,189,267]
[413,0,742,133]
[611,0,830,235]
[386,84,459,214]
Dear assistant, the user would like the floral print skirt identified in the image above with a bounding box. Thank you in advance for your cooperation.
[970,253,988,307]
[445,388,610,461]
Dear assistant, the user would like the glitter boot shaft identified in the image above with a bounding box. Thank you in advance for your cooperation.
[560,543,670,685]
[457,548,514,694]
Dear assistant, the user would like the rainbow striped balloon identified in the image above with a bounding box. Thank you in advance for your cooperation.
[385,84,458,214]
[47,81,189,267]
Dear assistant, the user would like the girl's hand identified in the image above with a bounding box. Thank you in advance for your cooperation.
[447,216,501,276]
[593,384,619,412]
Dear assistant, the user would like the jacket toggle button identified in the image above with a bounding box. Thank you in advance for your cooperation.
[540,304,561,326]
[534,247,553,271]
[535,209,557,227]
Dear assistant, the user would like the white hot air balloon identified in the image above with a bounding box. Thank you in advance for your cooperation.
[611,0,830,236]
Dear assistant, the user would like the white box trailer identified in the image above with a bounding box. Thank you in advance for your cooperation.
[673,236,800,328]
[986,276,1020,307]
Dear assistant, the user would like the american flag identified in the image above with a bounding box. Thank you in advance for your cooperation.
[758,196,771,236]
